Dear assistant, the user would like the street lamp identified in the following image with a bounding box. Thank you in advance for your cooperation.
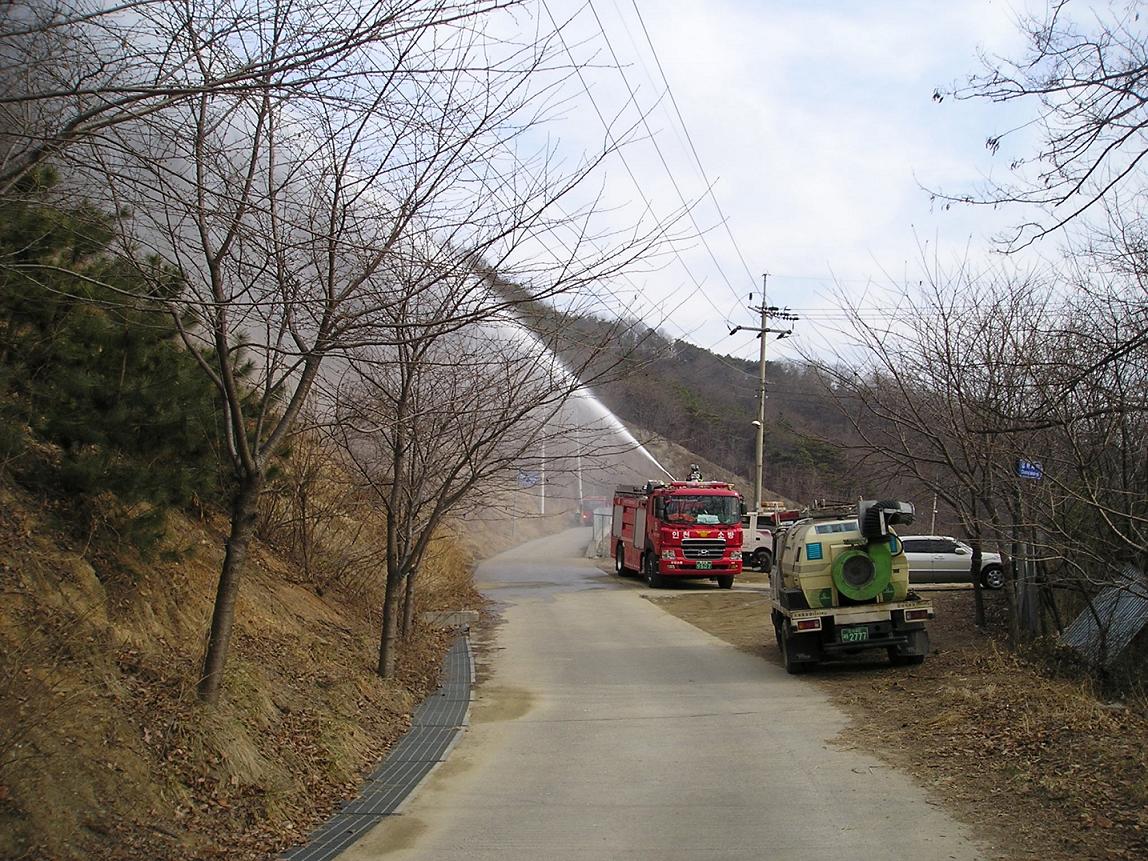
[751,419,763,511]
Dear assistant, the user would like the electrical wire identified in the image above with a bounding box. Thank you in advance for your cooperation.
[539,0,737,329]
[585,0,750,314]
[626,0,760,290]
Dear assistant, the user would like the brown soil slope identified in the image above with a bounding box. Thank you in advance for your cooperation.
[0,479,478,861]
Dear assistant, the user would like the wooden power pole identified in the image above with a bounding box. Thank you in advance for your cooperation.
[730,274,798,510]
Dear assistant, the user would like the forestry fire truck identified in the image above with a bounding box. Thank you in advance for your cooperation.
[612,480,744,589]
[770,499,934,673]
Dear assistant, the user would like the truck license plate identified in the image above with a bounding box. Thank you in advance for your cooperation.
[695,561,712,570]
[841,627,868,643]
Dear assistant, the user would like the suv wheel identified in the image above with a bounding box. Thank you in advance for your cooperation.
[981,565,1005,590]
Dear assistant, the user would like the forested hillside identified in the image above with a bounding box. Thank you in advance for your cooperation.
[518,302,855,503]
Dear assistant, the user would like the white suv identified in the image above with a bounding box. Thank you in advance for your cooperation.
[899,535,1005,589]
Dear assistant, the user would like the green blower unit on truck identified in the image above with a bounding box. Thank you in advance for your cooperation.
[770,499,934,674]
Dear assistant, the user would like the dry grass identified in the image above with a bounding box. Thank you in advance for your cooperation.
[0,477,481,861]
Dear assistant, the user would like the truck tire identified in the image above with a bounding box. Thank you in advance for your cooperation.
[889,629,928,666]
[643,553,664,588]
[752,548,772,573]
[614,543,629,576]
[715,575,734,589]
[780,631,811,674]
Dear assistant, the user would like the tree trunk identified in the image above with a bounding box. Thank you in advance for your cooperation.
[377,568,403,678]
[970,542,986,629]
[197,474,263,704]
[299,485,311,581]
[1004,551,1020,646]
[401,568,416,638]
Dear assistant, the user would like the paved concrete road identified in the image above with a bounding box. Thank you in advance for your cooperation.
[343,529,985,860]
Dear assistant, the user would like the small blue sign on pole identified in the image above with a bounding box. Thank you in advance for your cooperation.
[1016,459,1043,480]
[517,469,541,489]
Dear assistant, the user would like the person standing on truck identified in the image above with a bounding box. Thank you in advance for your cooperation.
[688,464,702,481]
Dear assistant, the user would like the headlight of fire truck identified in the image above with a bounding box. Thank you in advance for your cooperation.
[730,550,742,561]
[661,549,677,560]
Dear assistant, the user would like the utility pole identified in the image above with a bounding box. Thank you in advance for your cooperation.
[730,274,798,511]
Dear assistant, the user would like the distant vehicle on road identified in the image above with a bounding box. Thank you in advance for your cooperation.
[899,535,1005,589]
[577,496,608,526]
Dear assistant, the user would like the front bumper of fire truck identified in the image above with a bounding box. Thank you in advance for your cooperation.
[657,549,742,575]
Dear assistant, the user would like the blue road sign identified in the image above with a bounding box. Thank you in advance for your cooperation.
[517,469,541,488]
[1016,459,1043,480]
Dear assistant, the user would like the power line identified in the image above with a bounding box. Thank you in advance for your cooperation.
[540,0,738,329]
[585,0,750,314]
[626,0,759,289]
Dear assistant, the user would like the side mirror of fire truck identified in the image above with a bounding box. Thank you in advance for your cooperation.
[739,500,747,517]
[654,498,666,520]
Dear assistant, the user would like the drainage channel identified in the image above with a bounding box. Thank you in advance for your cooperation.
[280,634,474,861]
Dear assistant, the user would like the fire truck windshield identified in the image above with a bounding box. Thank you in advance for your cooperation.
[663,495,740,526]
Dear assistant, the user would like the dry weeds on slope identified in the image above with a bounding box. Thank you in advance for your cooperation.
[0,478,481,861]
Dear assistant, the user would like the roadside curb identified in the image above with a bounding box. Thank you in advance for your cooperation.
[279,634,474,861]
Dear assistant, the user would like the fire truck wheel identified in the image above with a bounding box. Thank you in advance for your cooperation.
[614,543,628,576]
[643,554,664,588]
[715,575,734,589]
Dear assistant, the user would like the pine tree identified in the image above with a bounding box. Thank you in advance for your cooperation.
[0,172,228,548]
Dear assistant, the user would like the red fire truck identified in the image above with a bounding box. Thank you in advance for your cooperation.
[578,495,609,525]
[612,481,744,589]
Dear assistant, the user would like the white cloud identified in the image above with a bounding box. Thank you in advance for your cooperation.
[513,0,1046,359]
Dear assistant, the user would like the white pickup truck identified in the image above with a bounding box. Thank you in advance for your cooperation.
[741,505,800,572]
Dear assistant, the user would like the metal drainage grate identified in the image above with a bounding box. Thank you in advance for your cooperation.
[280,635,473,861]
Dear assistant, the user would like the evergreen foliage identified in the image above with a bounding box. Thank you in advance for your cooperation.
[524,305,852,501]
[0,172,228,547]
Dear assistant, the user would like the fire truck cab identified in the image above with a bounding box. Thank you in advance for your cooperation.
[612,480,744,589]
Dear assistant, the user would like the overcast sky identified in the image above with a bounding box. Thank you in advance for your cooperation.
[526,0,1047,363]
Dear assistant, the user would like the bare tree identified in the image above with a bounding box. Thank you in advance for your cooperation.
[935,0,1148,250]
[808,260,1054,637]
[7,0,685,703]
[0,0,518,194]
[325,231,661,677]
[811,242,1148,660]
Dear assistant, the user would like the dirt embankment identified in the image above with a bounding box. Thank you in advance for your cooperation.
[649,579,1148,861]
[0,479,481,861]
